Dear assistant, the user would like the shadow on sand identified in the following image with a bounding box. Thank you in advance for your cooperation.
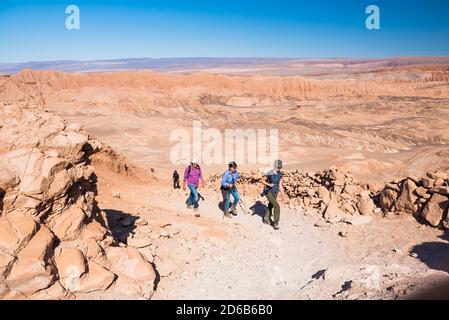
[408,231,449,299]
[411,231,449,274]
[249,201,267,219]
[103,209,138,244]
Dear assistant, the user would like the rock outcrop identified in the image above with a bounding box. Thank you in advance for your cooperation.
[211,167,380,224]
[376,171,449,228]
[212,167,449,229]
[0,103,157,299]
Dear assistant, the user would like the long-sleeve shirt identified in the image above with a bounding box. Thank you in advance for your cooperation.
[184,166,202,187]
[221,170,240,189]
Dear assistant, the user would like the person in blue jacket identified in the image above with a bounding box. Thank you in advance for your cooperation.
[220,161,240,218]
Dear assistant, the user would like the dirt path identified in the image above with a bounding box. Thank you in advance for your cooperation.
[93,168,449,300]
[145,187,449,300]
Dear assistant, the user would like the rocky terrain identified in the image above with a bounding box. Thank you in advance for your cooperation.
[1,59,449,300]
[210,167,449,230]
[0,103,160,299]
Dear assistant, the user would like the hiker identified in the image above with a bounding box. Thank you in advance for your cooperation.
[172,170,180,189]
[260,160,285,230]
[182,159,205,217]
[220,161,240,218]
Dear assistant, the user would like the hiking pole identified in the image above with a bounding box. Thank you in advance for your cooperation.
[211,183,225,220]
[238,200,248,215]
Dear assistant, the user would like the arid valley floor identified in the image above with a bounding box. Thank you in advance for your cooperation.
[1,57,449,299]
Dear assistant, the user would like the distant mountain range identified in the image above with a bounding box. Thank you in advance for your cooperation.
[0,57,299,74]
[1,56,448,75]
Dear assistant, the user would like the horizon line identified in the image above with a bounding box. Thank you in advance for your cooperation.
[3,55,449,65]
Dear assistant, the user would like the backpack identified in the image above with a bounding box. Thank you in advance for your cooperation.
[186,165,201,179]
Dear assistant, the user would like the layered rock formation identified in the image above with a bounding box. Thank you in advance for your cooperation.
[1,69,448,114]
[0,103,157,299]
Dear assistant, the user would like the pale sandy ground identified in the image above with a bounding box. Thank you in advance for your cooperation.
[95,171,449,300]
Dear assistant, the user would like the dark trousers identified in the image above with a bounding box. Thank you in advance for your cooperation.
[173,178,180,189]
[266,192,280,223]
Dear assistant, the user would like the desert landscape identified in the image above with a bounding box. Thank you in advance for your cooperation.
[1,57,449,300]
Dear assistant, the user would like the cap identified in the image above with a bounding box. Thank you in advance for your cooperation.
[274,159,283,169]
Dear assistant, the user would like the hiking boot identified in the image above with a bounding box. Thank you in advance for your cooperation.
[186,205,193,209]
[194,208,200,217]
[263,213,271,225]
[230,205,237,216]
[273,222,280,230]
[224,213,233,219]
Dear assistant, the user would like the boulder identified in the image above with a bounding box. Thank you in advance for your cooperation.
[344,184,362,196]
[105,247,156,282]
[378,188,399,211]
[395,179,419,215]
[5,226,55,295]
[0,165,18,192]
[50,206,87,241]
[74,260,116,293]
[414,187,429,197]
[427,171,448,180]
[422,178,435,189]
[429,186,449,196]
[0,213,38,255]
[111,274,143,299]
[55,247,87,289]
[356,194,375,216]
[423,193,432,200]
[318,186,331,205]
[0,218,20,255]
[81,220,107,241]
[45,131,89,163]
[340,202,357,215]
[82,239,103,259]
[323,197,345,223]
[386,182,401,192]
[421,194,449,227]
[29,281,73,300]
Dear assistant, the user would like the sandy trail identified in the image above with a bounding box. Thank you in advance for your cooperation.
[155,189,449,300]
[97,174,449,300]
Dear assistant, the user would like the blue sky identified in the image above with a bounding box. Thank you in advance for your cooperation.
[0,0,449,63]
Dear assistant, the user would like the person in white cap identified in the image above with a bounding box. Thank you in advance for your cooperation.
[182,158,205,217]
